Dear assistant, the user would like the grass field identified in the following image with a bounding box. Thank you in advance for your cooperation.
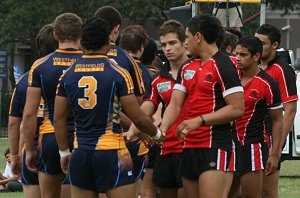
[0,139,299,198]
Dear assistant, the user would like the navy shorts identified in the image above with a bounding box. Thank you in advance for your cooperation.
[39,133,74,177]
[69,148,135,193]
[126,140,148,180]
[181,148,231,180]
[152,153,183,188]
[22,149,39,185]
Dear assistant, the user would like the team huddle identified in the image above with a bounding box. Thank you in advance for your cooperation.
[7,5,298,198]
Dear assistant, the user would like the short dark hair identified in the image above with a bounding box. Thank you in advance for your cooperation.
[256,24,281,46]
[119,25,148,54]
[4,148,10,157]
[141,38,157,65]
[237,36,263,56]
[81,17,110,51]
[53,13,82,42]
[94,6,123,32]
[226,28,242,39]
[220,31,239,53]
[159,19,186,43]
[187,14,224,44]
[35,24,58,57]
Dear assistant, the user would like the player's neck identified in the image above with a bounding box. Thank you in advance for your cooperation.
[242,64,260,79]
[169,54,188,79]
[169,53,188,70]
[199,44,218,64]
[260,50,276,69]
[128,52,142,59]
[85,45,110,55]
[59,39,80,50]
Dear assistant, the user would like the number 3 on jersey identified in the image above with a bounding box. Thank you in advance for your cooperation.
[78,76,97,109]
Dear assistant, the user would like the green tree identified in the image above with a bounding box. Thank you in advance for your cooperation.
[268,0,300,13]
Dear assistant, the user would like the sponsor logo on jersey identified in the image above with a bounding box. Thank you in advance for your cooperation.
[107,49,118,57]
[184,70,196,80]
[157,81,171,93]
[128,171,133,176]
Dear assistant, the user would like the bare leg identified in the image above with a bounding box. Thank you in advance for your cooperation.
[106,183,135,198]
[99,193,108,198]
[228,176,241,198]
[158,187,177,198]
[198,170,232,198]
[38,172,64,198]
[178,187,186,198]
[61,184,71,198]
[182,177,198,198]
[140,169,157,198]
[23,185,41,198]
[262,170,279,198]
[241,171,263,198]
[71,185,98,198]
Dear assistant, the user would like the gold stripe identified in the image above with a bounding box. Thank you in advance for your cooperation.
[28,54,51,86]
[96,133,126,150]
[55,49,82,54]
[82,55,108,59]
[126,53,145,94]
[110,61,134,94]
[8,88,17,114]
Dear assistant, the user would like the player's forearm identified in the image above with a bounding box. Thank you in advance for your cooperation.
[280,110,297,147]
[21,114,37,151]
[133,114,157,137]
[120,111,132,130]
[8,116,22,156]
[160,103,182,132]
[271,119,283,157]
[54,119,69,150]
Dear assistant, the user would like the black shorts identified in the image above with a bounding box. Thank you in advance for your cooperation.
[228,140,242,177]
[181,148,231,180]
[145,145,160,169]
[152,153,183,188]
[240,142,268,175]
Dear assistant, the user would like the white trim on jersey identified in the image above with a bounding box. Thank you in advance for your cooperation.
[173,84,187,93]
[270,103,283,110]
[223,86,244,97]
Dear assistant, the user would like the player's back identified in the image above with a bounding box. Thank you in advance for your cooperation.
[108,44,144,96]
[29,49,82,125]
[57,54,134,150]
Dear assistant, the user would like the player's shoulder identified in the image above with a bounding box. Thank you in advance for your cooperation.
[212,51,235,68]
[257,69,278,86]
[31,53,53,71]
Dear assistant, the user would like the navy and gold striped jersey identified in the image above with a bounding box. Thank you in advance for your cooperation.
[132,56,153,101]
[56,54,134,150]
[29,49,82,133]
[9,72,44,143]
[108,44,145,96]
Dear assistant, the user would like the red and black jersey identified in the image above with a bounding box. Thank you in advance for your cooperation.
[234,70,282,146]
[175,51,243,152]
[145,59,200,155]
[263,54,298,137]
